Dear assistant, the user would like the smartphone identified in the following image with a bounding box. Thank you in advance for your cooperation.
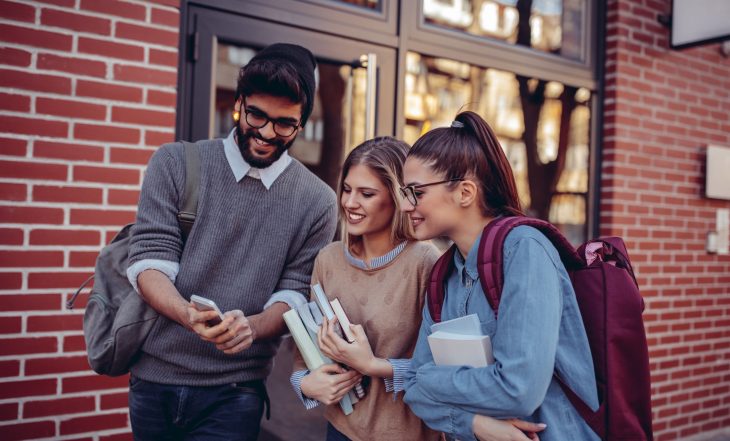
[190,294,225,327]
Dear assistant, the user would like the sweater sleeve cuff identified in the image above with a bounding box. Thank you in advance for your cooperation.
[126,259,179,294]
[290,369,320,410]
[264,289,307,310]
[384,358,410,397]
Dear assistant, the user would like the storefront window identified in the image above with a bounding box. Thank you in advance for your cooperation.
[422,0,585,61]
[404,51,591,243]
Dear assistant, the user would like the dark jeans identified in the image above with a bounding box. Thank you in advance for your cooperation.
[129,376,265,441]
[326,423,352,441]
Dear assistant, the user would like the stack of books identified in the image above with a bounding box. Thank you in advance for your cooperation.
[427,314,494,368]
[282,283,365,415]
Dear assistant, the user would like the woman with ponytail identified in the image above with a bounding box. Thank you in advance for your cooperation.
[401,112,599,441]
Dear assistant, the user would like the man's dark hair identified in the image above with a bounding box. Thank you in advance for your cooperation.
[235,43,317,127]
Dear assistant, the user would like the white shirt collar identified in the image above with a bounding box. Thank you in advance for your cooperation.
[223,129,292,190]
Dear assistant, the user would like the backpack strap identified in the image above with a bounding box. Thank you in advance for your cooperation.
[477,216,583,318]
[426,245,457,323]
[177,141,200,242]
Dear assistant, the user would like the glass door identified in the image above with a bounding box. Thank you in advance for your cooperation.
[180,7,397,440]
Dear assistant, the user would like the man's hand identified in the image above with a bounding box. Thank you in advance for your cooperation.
[187,304,255,354]
[473,414,546,441]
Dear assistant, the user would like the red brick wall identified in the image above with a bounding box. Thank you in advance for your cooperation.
[603,0,730,439]
[0,1,179,439]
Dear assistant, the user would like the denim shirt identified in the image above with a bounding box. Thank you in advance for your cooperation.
[403,226,600,441]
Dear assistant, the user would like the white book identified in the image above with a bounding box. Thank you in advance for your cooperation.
[330,298,356,343]
[427,331,494,368]
[430,313,481,335]
[312,284,336,320]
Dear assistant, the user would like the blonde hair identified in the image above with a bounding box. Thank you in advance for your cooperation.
[337,136,414,251]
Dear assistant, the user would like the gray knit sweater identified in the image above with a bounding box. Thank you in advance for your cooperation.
[128,138,337,385]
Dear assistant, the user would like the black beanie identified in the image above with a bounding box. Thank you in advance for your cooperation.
[248,43,317,126]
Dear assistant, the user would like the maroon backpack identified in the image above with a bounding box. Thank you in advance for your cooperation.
[427,216,653,441]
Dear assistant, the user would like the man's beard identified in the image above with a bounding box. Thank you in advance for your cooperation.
[235,124,295,169]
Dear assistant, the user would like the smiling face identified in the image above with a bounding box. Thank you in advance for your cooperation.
[341,164,396,241]
[234,93,302,168]
[401,157,463,241]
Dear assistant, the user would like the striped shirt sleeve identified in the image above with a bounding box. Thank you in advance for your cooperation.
[290,369,321,410]
[384,358,410,397]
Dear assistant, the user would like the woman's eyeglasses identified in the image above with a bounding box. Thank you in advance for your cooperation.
[399,179,464,206]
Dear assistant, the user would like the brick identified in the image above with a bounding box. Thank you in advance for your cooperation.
[0,0,36,22]
[0,206,64,224]
[0,68,71,94]
[27,314,83,332]
[63,334,86,352]
[116,22,178,47]
[38,53,107,78]
[61,412,129,435]
[0,377,57,399]
[110,147,154,165]
[0,183,26,201]
[36,97,106,120]
[24,396,95,418]
[70,251,99,267]
[0,159,68,181]
[0,337,58,358]
[73,165,140,185]
[0,273,22,289]
[0,293,61,311]
[33,185,103,204]
[101,433,133,441]
[74,123,140,144]
[113,65,177,87]
[41,8,111,35]
[100,391,129,410]
[108,189,140,205]
[149,0,180,7]
[0,47,31,67]
[1,420,56,441]
[0,92,31,112]
[0,316,21,333]
[26,355,91,375]
[149,48,178,67]
[0,228,23,245]
[147,89,177,107]
[0,115,68,138]
[112,106,175,127]
[0,360,20,377]
[30,229,101,246]
[0,402,18,421]
[70,208,136,226]
[76,79,143,103]
[0,137,28,156]
[0,23,72,50]
[0,250,64,268]
[34,141,105,162]
[35,0,75,6]
[151,7,179,27]
[62,373,128,393]
[81,0,146,20]
[28,272,91,289]
[78,36,145,61]
[145,130,175,146]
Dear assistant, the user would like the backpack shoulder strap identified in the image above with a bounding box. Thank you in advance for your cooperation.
[476,216,583,318]
[177,141,200,241]
[426,245,458,324]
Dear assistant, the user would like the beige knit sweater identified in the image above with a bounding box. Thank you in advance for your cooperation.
[293,240,441,441]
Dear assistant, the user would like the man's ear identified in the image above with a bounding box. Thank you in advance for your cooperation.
[234,98,242,112]
[456,180,479,208]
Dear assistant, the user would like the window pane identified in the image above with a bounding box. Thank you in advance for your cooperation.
[422,0,585,61]
[318,0,381,11]
[404,51,591,243]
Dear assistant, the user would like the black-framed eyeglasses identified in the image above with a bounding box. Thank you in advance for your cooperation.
[241,98,301,137]
[399,178,464,206]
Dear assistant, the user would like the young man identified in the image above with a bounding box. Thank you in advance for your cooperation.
[126,43,337,440]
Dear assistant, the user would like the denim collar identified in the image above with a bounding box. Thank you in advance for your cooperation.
[222,129,291,189]
[344,241,408,270]
[453,231,482,282]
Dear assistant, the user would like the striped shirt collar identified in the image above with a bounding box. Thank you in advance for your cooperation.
[222,129,291,189]
[344,241,408,270]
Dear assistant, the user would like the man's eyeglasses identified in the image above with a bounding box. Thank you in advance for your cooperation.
[399,178,464,206]
[241,98,301,137]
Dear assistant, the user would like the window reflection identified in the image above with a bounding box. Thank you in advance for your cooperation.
[404,51,590,243]
[321,0,381,10]
[422,0,584,61]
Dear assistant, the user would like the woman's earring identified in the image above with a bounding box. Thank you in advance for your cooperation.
[232,111,240,122]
